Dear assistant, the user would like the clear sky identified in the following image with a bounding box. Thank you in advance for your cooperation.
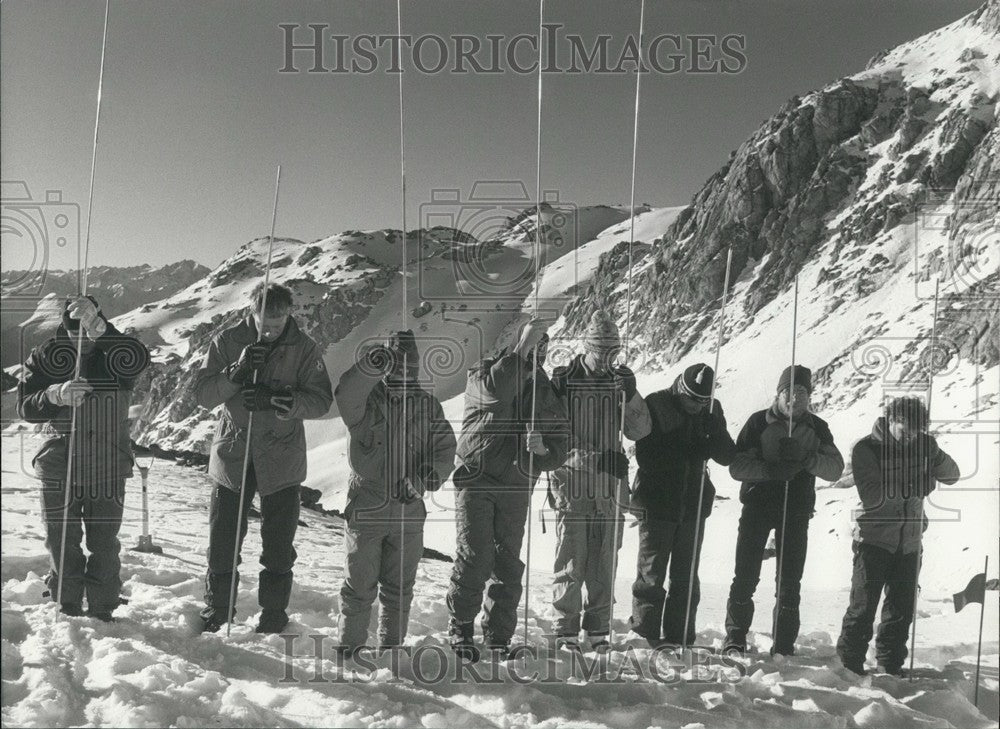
[1,0,983,271]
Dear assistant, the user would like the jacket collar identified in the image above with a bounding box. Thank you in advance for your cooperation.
[231,315,301,346]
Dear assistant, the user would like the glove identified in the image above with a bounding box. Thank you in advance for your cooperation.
[66,296,107,340]
[764,460,802,482]
[597,450,629,480]
[777,436,803,463]
[241,384,279,412]
[272,390,295,419]
[693,430,713,461]
[914,433,941,463]
[526,428,547,456]
[45,380,93,407]
[394,476,422,504]
[226,343,270,384]
[613,365,638,401]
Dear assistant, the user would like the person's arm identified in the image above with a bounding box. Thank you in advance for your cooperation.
[927,436,960,490]
[707,404,737,467]
[851,440,884,509]
[422,397,457,487]
[277,342,333,420]
[806,419,845,482]
[729,416,772,481]
[534,384,569,471]
[194,335,242,410]
[334,361,381,429]
[623,392,652,441]
[466,352,530,409]
[16,345,61,423]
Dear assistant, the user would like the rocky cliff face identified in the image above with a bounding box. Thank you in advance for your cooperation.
[559,1,999,389]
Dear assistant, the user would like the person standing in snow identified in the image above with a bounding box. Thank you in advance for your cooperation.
[836,397,960,676]
[723,365,844,656]
[336,330,456,653]
[17,295,150,621]
[196,282,333,634]
[548,311,651,651]
[628,363,737,648]
[446,318,567,660]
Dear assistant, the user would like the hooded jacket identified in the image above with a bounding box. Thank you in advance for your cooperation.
[548,354,652,514]
[632,384,736,522]
[195,315,333,495]
[17,322,149,485]
[851,417,961,554]
[453,349,567,491]
[729,405,844,512]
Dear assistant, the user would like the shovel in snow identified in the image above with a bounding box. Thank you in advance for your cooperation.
[132,459,163,554]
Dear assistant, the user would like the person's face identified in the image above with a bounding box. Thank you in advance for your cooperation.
[65,327,95,354]
[777,384,810,417]
[585,344,620,372]
[888,418,919,443]
[679,393,708,415]
[254,310,289,342]
[387,347,418,380]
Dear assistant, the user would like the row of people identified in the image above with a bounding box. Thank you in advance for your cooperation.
[17,285,960,675]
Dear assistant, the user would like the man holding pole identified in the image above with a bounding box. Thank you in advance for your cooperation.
[548,311,651,651]
[836,396,960,676]
[446,318,567,660]
[629,364,736,648]
[196,282,333,634]
[17,296,149,621]
[723,365,844,656]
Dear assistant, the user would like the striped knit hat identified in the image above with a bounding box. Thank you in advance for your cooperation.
[582,310,620,355]
[676,363,714,402]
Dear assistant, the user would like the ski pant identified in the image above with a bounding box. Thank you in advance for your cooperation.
[836,541,918,671]
[446,486,529,645]
[41,477,125,612]
[338,499,424,649]
[725,501,810,654]
[202,464,300,621]
[551,510,624,636]
[629,516,705,644]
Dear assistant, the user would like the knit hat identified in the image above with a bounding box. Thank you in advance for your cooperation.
[676,363,714,402]
[582,310,620,355]
[776,365,812,395]
[62,295,101,332]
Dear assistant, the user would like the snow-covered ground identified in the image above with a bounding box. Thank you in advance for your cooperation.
[2,431,996,728]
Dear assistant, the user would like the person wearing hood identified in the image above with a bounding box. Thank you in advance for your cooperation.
[446,317,567,660]
[836,396,960,676]
[548,311,652,651]
[628,363,737,647]
[17,295,150,621]
[336,329,457,653]
[195,282,333,634]
[723,365,844,656]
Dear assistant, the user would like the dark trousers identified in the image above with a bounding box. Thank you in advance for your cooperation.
[41,478,125,611]
[629,516,705,644]
[836,542,918,670]
[725,501,810,654]
[202,464,300,620]
[446,487,529,645]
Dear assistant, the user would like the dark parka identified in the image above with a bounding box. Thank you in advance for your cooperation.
[17,323,149,485]
[195,316,333,495]
[632,385,737,522]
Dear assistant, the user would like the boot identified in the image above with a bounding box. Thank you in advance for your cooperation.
[449,620,479,662]
[200,609,229,634]
[60,602,84,617]
[255,609,289,634]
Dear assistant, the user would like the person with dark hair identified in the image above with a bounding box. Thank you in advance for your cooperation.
[17,295,150,621]
[336,330,457,652]
[629,363,737,647]
[446,317,568,660]
[548,311,651,651]
[195,281,333,634]
[723,365,844,656]
[836,396,960,676]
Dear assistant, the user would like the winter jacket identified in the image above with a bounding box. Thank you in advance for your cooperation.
[335,362,457,515]
[196,316,333,496]
[453,350,567,491]
[851,417,960,554]
[549,355,652,514]
[729,406,844,513]
[632,385,737,522]
[17,322,149,485]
